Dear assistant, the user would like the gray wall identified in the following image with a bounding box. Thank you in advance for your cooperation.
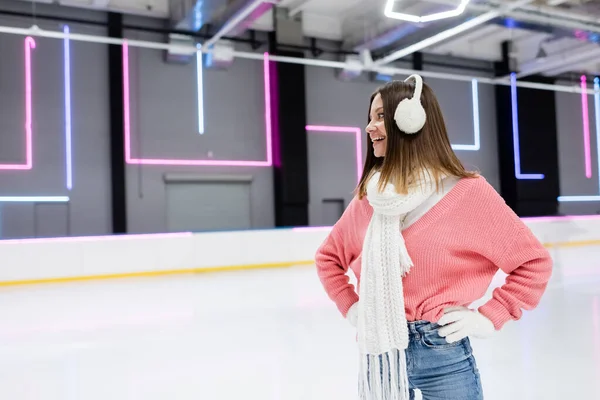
[1,1,596,239]
[0,10,112,239]
[305,66,500,226]
[123,30,274,234]
[556,86,600,215]
[0,3,275,238]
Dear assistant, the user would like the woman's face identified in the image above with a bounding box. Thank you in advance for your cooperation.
[366,93,387,158]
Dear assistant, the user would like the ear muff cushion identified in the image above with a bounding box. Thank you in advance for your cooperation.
[394,74,427,134]
[394,97,426,134]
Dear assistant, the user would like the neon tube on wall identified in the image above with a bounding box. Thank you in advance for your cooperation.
[293,212,600,231]
[451,78,480,151]
[0,230,191,244]
[581,75,592,179]
[0,37,70,205]
[557,76,600,202]
[305,125,363,183]
[64,26,73,189]
[123,42,272,167]
[196,44,204,135]
[596,77,600,192]
[510,73,544,180]
[0,37,35,170]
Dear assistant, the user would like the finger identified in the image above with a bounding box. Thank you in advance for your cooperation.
[438,319,466,337]
[445,329,468,344]
[438,311,466,326]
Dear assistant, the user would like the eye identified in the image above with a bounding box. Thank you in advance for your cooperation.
[378,113,384,119]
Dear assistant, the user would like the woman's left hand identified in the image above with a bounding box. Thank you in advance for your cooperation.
[437,306,495,343]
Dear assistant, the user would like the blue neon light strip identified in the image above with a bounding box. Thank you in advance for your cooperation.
[197,45,204,134]
[64,25,73,190]
[0,196,70,202]
[511,73,544,180]
[558,77,600,202]
[452,79,480,151]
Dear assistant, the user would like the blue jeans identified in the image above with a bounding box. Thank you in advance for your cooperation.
[407,321,484,399]
[367,321,484,399]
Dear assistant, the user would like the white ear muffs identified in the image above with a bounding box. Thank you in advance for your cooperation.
[394,74,426,134]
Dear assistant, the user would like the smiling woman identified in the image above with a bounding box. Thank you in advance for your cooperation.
[314,74,553,400]
[360,75,476,196]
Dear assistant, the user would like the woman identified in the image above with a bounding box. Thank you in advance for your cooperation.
[314,75,552,400]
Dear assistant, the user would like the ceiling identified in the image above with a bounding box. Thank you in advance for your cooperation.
[11,0,600,78]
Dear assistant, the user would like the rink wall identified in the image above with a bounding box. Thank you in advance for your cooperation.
[0,215,600,286]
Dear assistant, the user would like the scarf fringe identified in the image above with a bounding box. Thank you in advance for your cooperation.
[358,350,410,400]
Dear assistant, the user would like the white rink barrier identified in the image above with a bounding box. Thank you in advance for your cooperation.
[0,215,599,286]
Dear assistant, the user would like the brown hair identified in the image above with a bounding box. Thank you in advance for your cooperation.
[356,79,478,198]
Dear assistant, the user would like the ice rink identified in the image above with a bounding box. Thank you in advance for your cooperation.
[0,244,598,400]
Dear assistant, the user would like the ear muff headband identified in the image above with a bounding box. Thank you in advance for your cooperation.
[393,74,426,134]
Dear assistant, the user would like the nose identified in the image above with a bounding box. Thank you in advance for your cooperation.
[366,120,377,134]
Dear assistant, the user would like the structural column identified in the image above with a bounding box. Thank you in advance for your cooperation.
[107,12,128,233]
[494,41,560,216]
[267,31,309,227]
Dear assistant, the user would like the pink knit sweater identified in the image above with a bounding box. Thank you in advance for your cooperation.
[315,176,553,330]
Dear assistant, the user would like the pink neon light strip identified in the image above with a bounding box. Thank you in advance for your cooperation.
[0,37,35,170]
[122,42,272,167]
[582,75,592,179]
[0,231,193,245]
[291,226,332,232]
[305,125,363,183]
[296,214,600,230]
[521,214,600,223]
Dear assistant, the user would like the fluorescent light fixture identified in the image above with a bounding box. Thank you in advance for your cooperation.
[375,0,531,67]
[123,42,272,167]
[510,73,544,180]
[0,37,35,170]
[0,196,69,202]
[582,75,592,179]
[452,79,480,151]
[196,44,204,134]
[64,26,73,189]
[557,77,600,202]
[384,0,470,23]
[306,125,363,183]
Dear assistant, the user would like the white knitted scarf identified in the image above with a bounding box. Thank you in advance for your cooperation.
[357,170,438,400]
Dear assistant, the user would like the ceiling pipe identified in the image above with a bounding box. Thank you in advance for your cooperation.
[352,21,435,53]
[288,0,312,17]
[373,0,533,67]
[203,0,278,49]
[0,22,597,95]
[515,44,600,78]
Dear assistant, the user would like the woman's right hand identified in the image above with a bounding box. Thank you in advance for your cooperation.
[346,302,359,327]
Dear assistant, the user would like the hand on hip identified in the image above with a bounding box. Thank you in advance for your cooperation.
[437,306,495,343]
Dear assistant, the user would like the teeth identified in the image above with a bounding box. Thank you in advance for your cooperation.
[373,137,384,141]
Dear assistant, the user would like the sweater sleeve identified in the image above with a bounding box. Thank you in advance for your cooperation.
[314,198,364,317]
[477,204,553,330]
